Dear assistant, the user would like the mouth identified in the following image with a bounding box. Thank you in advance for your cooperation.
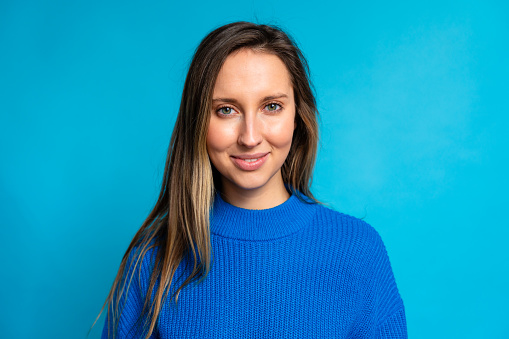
[231,153,269,171]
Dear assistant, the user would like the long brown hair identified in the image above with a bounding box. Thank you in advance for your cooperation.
[95,21,319,338]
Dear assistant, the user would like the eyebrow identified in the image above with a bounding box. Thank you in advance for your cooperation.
[212,93,289,104]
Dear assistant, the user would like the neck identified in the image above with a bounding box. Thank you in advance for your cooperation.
[220,173,290,210]
[211,188,317,241]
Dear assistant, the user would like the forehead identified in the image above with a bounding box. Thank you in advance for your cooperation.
[213,49,293,98]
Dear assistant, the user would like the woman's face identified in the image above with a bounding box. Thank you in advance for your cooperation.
[206,48,296,202]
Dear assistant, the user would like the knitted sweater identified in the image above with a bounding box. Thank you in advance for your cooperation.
[102,192,407,338]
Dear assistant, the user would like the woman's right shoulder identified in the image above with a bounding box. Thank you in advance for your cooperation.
[121,239,161,289]
[126,239,160,270]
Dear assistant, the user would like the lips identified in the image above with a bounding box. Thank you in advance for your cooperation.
[231,153,269,171]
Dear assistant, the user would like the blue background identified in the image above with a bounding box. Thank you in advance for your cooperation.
[1,0,508,338]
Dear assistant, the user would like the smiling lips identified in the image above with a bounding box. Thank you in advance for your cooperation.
[231,153,269,171]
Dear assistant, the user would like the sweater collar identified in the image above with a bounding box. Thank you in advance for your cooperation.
[210,191,317,241]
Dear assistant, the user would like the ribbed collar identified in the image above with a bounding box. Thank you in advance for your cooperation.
[210,191,317,241]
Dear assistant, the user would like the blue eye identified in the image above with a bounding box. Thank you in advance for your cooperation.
[265,103,281,111]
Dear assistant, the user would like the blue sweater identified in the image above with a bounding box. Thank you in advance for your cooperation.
[102,192,407,338]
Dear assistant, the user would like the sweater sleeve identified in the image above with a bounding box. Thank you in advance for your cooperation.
[349,220,407,338]
[101,246,158,339]
[377,307,407,338]
[371,228,407,338]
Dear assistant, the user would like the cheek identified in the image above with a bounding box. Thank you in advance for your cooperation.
[206,129,223,172]
[267,116,295,149]
[206,119,235,154]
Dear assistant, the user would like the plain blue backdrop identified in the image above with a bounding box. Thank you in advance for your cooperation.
[1,0,508,338]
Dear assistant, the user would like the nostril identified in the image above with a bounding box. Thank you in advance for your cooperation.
[238,134,262,147]
[238,124,262,147]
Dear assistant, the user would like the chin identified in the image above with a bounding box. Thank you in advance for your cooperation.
[232,179,269,192]
[226,170,281,193]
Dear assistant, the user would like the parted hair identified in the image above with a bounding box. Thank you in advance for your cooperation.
[95,21,319,338]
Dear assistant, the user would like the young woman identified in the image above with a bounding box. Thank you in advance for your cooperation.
[99,21,407,338]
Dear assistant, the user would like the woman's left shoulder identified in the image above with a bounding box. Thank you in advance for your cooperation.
[312,203,386,246]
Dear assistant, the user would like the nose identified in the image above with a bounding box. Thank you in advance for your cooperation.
[238,113,263,148]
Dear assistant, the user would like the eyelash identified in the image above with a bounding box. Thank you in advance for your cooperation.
[215,102,284,116]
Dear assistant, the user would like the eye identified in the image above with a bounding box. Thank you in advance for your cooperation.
[217,106,235,115]
[265,103,282,112]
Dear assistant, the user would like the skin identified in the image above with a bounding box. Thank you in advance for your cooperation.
[206,48,296,209]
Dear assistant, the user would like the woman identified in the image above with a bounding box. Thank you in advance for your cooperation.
[99,21,407,338]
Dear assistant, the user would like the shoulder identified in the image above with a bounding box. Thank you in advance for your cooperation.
[313,203,405,309]
[299,198,407,331]
[122,240,160,294]
[306,202,396,278]
[312,202,385,250]
[126,240,159,271]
